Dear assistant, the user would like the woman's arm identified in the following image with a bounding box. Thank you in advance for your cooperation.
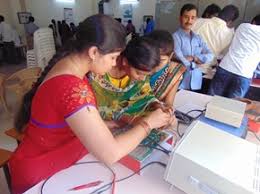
[163,80,181,106]
[159,62,184,105]
[66,106,171,165]
[104,120,127,131]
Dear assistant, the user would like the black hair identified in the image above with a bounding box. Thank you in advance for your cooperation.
[146,18,151,24]
[121,36,160,71]
[147,30,173,56]
[29,16,35,23]
[15,14,126,131]
[0,15,4,22]
[180,4,198,16]
[128,20,132,23]
[218,5,239,22]
[252,14,260,25]
[202,4,221,18]
[115,18,122,23]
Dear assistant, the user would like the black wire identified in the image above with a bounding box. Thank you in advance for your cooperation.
[175,109,206,138]
[40,155,167,194]
[145,136,171,155]
[185,109,205,115]
[253,132,260,142]
[40,161,104,194]
[89,161,167,194]
[185,109,205,119]
[176,122,184,138]
[139,144,170,155]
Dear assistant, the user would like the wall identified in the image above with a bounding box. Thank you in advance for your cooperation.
[9,0,25,36]
[0,0,13,25]
[24,0,96,27]
[104,0,157,34]
[1,0,156,36]
[0,0,25,38]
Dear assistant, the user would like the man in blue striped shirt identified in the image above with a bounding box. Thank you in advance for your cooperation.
[173,4,213,91]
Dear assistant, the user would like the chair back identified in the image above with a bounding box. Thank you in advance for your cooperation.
[34,28,56,69]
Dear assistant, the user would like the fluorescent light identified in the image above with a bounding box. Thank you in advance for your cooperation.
[56,0,75,3]
[120,0,139,5]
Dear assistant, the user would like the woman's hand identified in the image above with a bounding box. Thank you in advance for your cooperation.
[149,101,174,115]
[164,114,178,131]
[143,108,171,130]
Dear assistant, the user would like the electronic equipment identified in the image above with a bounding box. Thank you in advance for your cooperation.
[205,96,246,128]
[164,121,260,194]
[174,110,194,125]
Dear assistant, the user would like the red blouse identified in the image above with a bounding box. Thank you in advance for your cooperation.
[9,75,97,194]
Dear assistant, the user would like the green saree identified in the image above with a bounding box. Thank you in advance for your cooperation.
[89,73,157,123]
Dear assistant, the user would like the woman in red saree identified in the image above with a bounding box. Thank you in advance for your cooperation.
[9,14,172,194]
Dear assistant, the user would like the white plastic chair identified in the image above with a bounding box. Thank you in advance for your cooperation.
[26,49,36,68]
[33,28,56,69]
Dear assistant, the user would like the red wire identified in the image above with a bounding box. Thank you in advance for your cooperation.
[111,170,116,194]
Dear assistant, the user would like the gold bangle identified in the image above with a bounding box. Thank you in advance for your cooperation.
[139,120,151,135]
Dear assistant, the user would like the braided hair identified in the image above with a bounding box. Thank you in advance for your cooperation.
[15,14,126,131]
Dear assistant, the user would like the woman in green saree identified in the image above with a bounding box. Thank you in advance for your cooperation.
[148,30,186,106]
[89,36,168,127]
[90,32,185,127]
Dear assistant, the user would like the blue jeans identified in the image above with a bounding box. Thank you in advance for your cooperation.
[208,67,251,98]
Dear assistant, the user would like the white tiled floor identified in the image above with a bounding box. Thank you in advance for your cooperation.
[0,63,259,194]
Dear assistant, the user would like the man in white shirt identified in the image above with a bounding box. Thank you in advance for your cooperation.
[192,5,239,65]
[208,14,260,98]
[201,3,221,19]
[25,16,39,49]
[0,15,17,64]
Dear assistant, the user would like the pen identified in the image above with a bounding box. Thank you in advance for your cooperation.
[69,180,103,191]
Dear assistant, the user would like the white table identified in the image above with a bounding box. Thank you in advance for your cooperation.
[24,90,212,194]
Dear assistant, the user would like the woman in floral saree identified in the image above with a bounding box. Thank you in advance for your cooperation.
[90,33,185,127]
[89,31,185,128]
[89,37,160,125]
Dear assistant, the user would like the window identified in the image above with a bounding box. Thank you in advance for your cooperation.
[120,0,139,5]
[56,0,75,3]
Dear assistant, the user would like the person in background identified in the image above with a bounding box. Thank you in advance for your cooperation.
[25,16,39,36]
[192,5,239,65]
[51,19,62,47]
[61,20,72,45]
[147,30,186,106]
[12,27,23,62]
[208,14,260,98]
[70,22,77,35]
[201,4,221,18]
[144,18,155,35]
[11,27,21,47]
[51,19,57,39]
[126,19,136,35]
[173,4,213,91]
[89,36,175,128]
[10,14,171,194]
[25,16,39,49]
[57,20,62,36]
[115,18,122,23]
[0,15,17,64]
[48,24,56,39]
[255,63,260,78]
